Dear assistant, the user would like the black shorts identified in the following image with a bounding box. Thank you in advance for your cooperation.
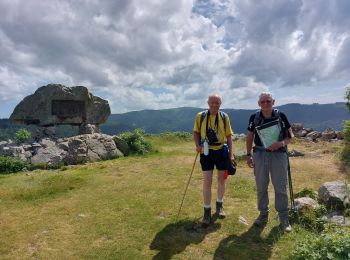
[200,148,228,171]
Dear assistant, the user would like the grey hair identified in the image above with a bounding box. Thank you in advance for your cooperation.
[207,93,222,103]
[258,92,273,101]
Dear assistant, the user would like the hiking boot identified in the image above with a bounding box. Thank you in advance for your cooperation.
[201,207,211,227]
[215,201,226,218]
[253,213,268,227]
[280,219,292,233]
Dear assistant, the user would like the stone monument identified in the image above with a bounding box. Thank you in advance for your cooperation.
[10,84,110,135]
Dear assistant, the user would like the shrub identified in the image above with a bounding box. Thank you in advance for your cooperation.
[295,187,318,200]
[341,120,350,166]
[0,156,28,174]
[342,88,350,167]
[288,227,350,260]
[119,128,153,155]
[15,128,31,143]
[159,131,192,140]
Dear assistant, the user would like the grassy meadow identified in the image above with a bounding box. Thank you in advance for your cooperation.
[0,135,349,259]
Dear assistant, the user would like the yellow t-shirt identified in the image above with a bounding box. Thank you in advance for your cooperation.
[193,111,233,150]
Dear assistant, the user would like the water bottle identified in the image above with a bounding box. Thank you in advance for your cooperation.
[223,144,229,158]
[203,141,209,155]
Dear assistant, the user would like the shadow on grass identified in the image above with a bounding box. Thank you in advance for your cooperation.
[213,225,282,260]
[150,217,221,260]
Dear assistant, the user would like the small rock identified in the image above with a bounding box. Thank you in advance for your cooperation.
[288,149,305,157]
[238,216,248,225]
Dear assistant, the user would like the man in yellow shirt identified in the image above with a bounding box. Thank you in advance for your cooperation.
[193,94,234,226]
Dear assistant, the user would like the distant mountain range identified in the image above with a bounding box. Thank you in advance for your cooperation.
[101,102,349,134]
[0,102,348,140]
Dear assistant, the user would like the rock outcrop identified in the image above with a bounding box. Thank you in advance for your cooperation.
[291,123,343,142]
[0,134,125,166]
[294,197,319,212]
[318,180,350,210]
[10,84,110,128]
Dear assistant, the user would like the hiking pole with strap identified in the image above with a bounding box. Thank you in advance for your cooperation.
[175,152,199,222]
[286,147,296,211]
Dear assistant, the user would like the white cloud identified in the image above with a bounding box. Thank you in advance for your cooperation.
[0,0,349,117]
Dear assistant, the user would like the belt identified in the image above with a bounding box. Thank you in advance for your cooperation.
[253,146,286,153]
[210,143,223,146]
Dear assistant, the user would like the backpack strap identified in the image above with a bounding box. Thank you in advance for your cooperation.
[219,111,226,131]
[254,109,287,141]
[253,110,261,127]
[199,110,227,139]
[199,111,207,140]
[254,109,281,127]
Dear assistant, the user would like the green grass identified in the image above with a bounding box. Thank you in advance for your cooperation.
[0,136,349,259]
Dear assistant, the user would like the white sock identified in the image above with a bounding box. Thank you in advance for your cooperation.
[216,199,223,203]
[204,204,211,209]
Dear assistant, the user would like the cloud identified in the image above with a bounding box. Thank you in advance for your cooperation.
[0,0,349,116]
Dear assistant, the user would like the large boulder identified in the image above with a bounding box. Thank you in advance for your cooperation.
[60,134,123,165]
[335,131,344,140]
[294,130,308,138]
[318,180,350,210]
[10,84,110,127]
[306,131,322,141]
[30,138,65,166]
[291,123,303,133]
[294,197,319,212]
[320,128,337,141]
[113,136,130,156]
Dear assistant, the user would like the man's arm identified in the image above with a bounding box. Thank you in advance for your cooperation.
[193,131,201,153]
[246,131,254,168]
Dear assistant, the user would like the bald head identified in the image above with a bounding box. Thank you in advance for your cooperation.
[207,94,222,104]
[207,93,222,114]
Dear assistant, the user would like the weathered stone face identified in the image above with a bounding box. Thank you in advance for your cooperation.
[10,84,110,126]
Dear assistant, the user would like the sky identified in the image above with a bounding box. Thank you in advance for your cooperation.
[0,0,350,118]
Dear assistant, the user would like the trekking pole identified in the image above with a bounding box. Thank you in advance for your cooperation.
[286,147,296,211]
[175,152,199,222]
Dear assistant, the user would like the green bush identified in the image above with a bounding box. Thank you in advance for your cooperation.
[119,128,153,155]
[341,120,350,165]
[0,156,28,174]
[295,187,318,200]
[159,131,192,140]
[288,227,350,260]
[15,128,31,143]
